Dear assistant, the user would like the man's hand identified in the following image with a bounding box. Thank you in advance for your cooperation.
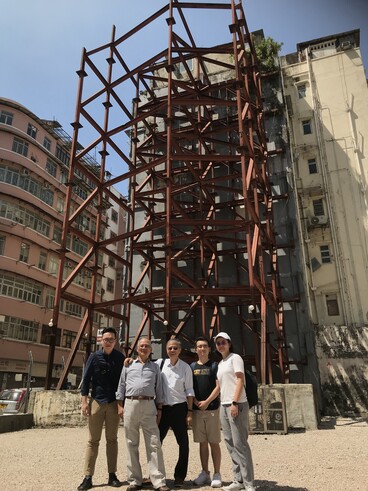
[124,357,134,367]
[117,401,124,419]
[197,400,209,411]
[81,399,90,417]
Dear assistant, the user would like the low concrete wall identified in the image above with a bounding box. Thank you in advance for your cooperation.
[33,390,85,427]
[249,383,319,432]
[31,384,318,431]
[0,413,34,434]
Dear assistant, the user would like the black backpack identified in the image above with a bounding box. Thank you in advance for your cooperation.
[244,370,258,408]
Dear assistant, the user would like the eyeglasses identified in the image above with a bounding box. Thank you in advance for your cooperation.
[167,346,178,351]
[102,337,115,343]
[215,340,227,346]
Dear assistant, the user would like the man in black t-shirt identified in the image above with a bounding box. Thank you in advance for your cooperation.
[191,337,222,488]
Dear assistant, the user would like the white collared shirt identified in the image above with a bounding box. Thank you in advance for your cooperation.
[157,358,195,405]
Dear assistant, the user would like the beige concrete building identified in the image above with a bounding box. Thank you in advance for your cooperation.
[281,30,368,413]
[0,98,125,389]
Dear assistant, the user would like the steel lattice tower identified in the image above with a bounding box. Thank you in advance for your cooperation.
[52,0,289,389]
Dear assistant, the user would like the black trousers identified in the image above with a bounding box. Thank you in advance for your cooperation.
[159,402,189,481]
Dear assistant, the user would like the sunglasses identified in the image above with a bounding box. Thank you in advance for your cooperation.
[215,340,228,346]
[167,346,178,351]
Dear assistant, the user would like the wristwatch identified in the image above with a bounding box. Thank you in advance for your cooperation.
[232,401,238,406]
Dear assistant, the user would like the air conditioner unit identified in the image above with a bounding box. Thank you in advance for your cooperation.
[308,215,329,227]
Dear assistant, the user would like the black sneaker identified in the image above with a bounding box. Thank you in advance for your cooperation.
[108,473,122,487]
[174,479,184,488]
[78,476,93,490]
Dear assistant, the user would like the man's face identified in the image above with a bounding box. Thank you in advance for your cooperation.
[196,341,210,357]
[137,339,152,359]
[166,341,181,358]
[101,333,116,354]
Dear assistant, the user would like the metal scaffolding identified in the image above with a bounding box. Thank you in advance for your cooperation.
[53,0,289,389]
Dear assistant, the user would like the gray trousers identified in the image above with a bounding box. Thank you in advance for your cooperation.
[124,399,166,488]
[220,402,254,487]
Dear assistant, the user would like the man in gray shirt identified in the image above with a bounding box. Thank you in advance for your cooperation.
[116,337,169,491]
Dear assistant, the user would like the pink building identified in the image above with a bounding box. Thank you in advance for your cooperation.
[0,98,125,389]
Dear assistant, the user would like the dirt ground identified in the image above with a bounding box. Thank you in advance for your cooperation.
[0,417,367,491]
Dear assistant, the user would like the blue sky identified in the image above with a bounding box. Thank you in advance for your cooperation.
[1,0,367,194]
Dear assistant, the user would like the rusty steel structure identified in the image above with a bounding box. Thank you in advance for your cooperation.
[52,0,289,389]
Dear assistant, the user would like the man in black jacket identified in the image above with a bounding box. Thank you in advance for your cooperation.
[77,327,125,490]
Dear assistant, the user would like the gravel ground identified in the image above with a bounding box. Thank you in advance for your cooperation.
[0,417,367,491]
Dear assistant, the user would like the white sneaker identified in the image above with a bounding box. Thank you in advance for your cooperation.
[222,482,244,491]
[211,473,222,488]
[194,470,211,486]
[244,485,256,491]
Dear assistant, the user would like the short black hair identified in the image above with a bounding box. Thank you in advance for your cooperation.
[102,327,117,337]
[195,336,210,346]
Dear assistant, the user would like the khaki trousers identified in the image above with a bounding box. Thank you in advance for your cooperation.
[84,399,120,476]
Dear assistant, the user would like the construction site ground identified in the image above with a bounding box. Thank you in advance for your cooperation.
[0,417,367,491]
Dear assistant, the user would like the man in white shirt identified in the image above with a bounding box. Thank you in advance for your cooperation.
[158,339,194,488]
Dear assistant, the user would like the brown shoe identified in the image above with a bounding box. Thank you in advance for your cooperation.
[156,487,170,491]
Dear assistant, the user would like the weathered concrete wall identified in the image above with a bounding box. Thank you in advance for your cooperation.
[249,383,319,432]
[33,390,85,427]
[32,385,318,431]
[315,325,368,415]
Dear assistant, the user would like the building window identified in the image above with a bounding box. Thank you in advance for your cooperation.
[19,242,30,262]
[326,295,339,316]
[312,199,324,216]
[53,224,62,244]
[80,336,97,352]
[43,137,52,151]
[60,172,68,185]
[0,316,38,342]
[320,245,331,263]
[302,119,312,135]
[60,300,83,318]
[71,237,88,257]
[46,158,57,177]
[56,144,70,166]
[44,288,55,309]
[48,255,59,275]
[107,278,115,293]
[0,165,54,206]
[27,123,37,139]
[56,197,65,214]
[111,209,118,223]
[0,272,42,304]
[0,235,5,255]
[12,137,29,157]
[38,250,47,270]
[62,329,76,349]
[108,255,115,268]
[297,84,306,98]
[0,200,51,237]
[308,158,318,174]
[0,110,14,125]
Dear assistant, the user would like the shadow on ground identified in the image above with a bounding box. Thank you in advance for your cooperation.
[255,482,308,491]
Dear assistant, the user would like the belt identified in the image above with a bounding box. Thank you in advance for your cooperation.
[126,396,154,400]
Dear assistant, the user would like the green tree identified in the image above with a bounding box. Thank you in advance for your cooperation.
[255,37,283,72]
